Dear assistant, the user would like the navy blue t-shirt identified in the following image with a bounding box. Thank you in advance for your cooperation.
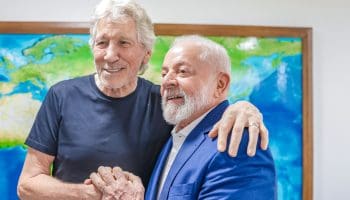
[25,74,173,186]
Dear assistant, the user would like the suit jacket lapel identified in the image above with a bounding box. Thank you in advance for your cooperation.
[159,100,229,199]
[145,138,173,200]
[159,130,206,199]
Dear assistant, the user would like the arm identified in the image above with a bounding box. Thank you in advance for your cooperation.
[208,100,269,157]
[17,148,101,200]
[198,133,276,199]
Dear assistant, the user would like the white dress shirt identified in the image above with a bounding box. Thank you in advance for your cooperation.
[157,110,212,199]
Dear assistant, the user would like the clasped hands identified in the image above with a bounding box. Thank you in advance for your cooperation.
[85,166,144,200]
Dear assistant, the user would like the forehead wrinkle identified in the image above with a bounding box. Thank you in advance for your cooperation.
[165,50,194,67]
[96,17,137,38]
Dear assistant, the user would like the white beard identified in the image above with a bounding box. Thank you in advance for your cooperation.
[162,86,210,125]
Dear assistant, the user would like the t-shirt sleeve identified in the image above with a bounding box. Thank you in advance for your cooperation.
[25,86,61,156]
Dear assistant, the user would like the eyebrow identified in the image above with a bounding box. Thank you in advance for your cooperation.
[95,32,134,40]
[161,66,168,71]
[119,35,132,40]
[162,61,191,70]
[95,33,107,39]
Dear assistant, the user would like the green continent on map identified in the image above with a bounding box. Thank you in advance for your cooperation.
[0,36,95,147]
[10,36,94,87]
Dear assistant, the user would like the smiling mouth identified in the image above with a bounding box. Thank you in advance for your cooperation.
[105,68,124,73]
[167,94,184,101]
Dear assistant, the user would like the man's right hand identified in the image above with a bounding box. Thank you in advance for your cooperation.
[89,166,144,200]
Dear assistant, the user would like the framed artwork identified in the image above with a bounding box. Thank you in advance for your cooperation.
[0,22,312,200]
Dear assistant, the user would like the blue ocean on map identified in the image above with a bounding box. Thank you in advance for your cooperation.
[0,147,27,200]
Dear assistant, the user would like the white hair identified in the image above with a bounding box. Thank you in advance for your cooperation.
[171,35,232,78]
[89,0,155,74]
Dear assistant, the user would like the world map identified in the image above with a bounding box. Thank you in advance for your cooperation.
[0,34,302,199]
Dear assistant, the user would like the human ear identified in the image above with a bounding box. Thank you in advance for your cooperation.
[214,72,230,98]
[142,50,152,65]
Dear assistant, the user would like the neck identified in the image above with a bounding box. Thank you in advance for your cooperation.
[94,74,137,98]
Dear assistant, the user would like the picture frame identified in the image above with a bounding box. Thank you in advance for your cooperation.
[0,22,312,200]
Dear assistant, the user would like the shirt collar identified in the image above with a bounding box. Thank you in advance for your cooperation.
[171,108,213,139]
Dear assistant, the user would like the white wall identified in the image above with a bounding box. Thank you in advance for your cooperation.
[1,0,350,199]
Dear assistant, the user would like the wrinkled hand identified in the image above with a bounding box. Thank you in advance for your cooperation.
[208,100,269,157]
[89,166,144,200]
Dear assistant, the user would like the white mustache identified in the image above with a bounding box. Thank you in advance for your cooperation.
[163,89,186,101]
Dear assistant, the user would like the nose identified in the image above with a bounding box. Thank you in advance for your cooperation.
[104,43,120,63]
[162,71,177,89]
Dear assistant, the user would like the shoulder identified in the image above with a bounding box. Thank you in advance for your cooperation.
[137,77,160,95]
[41,75,92,106]
[46,75,92,100]
[136,77,162,106]
[204,131,276,190]
[51,75,91,92]
[199,132,276,199]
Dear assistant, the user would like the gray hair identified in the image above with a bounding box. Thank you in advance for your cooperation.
[171,35,231,79]
[90,0,156,74]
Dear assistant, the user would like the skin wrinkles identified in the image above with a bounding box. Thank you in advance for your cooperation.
[93,17,151,98]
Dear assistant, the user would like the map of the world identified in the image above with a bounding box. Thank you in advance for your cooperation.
[0,34,302,199]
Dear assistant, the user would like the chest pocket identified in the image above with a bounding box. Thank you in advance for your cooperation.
[168,182,196,200]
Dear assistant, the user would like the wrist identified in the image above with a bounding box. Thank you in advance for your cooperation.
[80,184,101,199]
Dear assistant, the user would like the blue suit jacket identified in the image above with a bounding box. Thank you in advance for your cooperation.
[146,100,277,200]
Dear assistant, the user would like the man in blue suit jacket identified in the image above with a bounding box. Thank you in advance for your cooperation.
[145,35,277,200]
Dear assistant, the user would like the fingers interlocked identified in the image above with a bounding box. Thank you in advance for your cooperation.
[90,166,144,200]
